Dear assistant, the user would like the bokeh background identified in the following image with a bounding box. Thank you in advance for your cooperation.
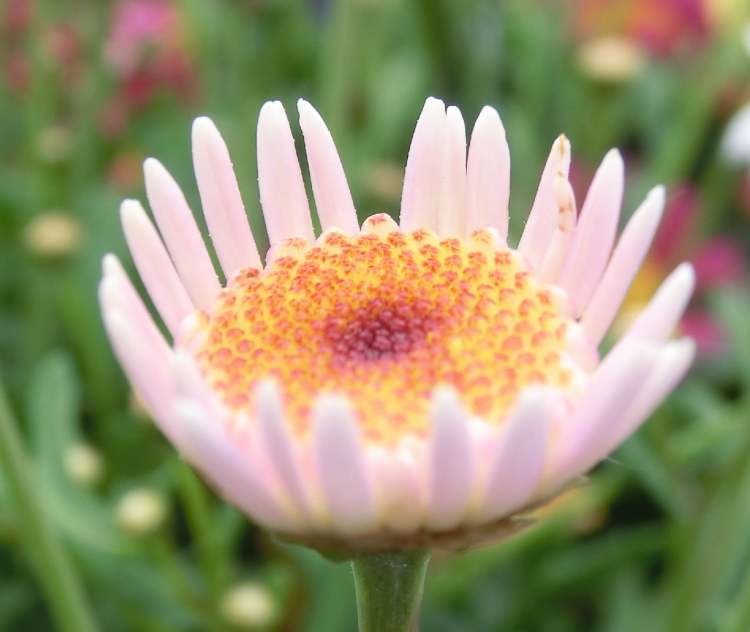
[1,0,750,630]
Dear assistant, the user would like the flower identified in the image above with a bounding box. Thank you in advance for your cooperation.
[572,0,710,57]
[619,186,745,356]
[99,0,197,137]
[99,97,694,553]
[721,102,750,166]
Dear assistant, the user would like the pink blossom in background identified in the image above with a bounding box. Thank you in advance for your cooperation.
[105,0,183,73]
[574,0,710,57]
[692,237,745,289]
[680,310,725,356]
[100,0,198,137]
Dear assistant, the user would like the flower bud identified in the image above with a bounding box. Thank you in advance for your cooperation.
[24,211,82,258]
[116,488,167,535]
[64,442,104,486]
[577,36,645,83]
[220,582,277,629]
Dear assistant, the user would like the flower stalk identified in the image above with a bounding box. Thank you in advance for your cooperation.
[0,382,98,632]
[351,549,431,632]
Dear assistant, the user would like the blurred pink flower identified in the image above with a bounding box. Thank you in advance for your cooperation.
[105,0,183,72]
[2,0,82,93]
[574,0,710,57]
[100,0,197,137]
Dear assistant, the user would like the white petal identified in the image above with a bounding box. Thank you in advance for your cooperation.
[558,149,624,315]
[143,158,220,309]
[721,103,750,166]
[312,395,376,535]
[426,388,473,530]
[257,101,314,244]
[297,99,358,234]
[192,116,261,278]
[581,186,665,345]
[465,106,510,241]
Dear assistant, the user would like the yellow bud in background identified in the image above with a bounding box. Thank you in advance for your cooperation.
[220,582,277,629]
[116,489,167,536]
[577,35,646,83]
[24,211,83,258]
[35,125,73,163]
[364,161,403,203]
[64,442,104,486]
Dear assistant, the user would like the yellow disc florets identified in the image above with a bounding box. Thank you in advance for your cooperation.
[181,215,576,445]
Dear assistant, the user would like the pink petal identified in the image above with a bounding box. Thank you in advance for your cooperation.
[465,106,510,242]
[400,97,447,232]
[371,448,423,534]
[256,101,314,244]
[254,381,313,522]
[480,387,551,522]
[438,105,467,236]
[119,199,193,336]
[599,339,694,455]
[581,186,665,345]
[174,400,297,532]
[98,276,179,442]
[550,339,654,486]
[192,116,261,278]
[555,339,693,484]
[426,388,473,530]
[558,149,624,315]
[312,395,376,535]
[537,176,577,282]
[519,135,571,268]
[626,263,695,342]
[143,157,220,309]
[297,99,359,234]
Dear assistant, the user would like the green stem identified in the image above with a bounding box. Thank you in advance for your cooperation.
[319,0,358,141]
[351,550,431,632]
[0,383,98,632]
[177,463,225,600]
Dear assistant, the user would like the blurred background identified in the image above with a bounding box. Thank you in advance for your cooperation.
[1,0,750,630]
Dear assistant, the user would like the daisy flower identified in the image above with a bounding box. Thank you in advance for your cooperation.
[99,97,694,626]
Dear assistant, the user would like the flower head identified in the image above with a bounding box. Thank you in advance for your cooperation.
[100,97,694,552]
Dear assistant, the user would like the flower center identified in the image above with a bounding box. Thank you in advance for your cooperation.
[182,216,578,445]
